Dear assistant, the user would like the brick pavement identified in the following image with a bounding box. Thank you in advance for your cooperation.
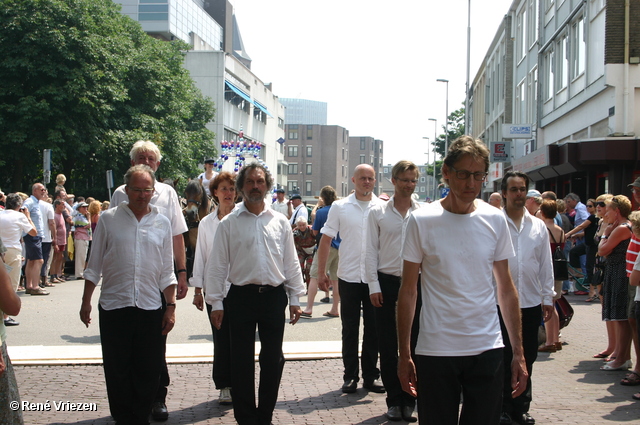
[11,298,640,424]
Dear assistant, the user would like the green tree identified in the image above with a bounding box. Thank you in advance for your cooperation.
[431,105,465,159]
[0,0,215,198]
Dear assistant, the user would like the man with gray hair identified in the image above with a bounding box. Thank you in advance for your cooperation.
[81,164,177,425]
[110,140,188,421]
[206,162,306,425]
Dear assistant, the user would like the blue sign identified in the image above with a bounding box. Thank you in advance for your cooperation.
[440,187,450,198]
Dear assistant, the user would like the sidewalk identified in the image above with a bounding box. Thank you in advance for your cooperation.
[11,297,640,424]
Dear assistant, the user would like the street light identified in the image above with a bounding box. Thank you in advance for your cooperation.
[428,118,438,201]
[437,79,449,156]
[422,137,429,201]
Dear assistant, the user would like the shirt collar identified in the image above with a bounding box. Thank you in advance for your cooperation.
[238,201,273,217]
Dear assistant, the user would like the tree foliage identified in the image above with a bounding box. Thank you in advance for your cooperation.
[431,105,465,159]
[0,0,216,198]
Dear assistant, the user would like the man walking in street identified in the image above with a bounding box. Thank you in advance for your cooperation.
[205,162,306,425]
[22,183,49,295]
[271,188,290,218]
[110,140,188,421]
[317,164,385,394]
[366,160,421,422]
[289,193,307,226]
[500,170,555,425]
[80,165,177,425]
[397,136,528,424]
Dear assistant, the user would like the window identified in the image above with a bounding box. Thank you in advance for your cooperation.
[287,146,298,157]
[288,164,298,175]
[306,164,312,175]
[342,148,345,160]
[420,176,426,183]
[278,117,284,129]
[420,186,425,193]
[571,16,585,79]
[306,146,312,157]
[527,0,538,48]
[307,125,313,140]
[516,8,527,62]
[384,167,389,173]
[360,154,365,164]
[305,182,312,197]
[287,181,297,193]
[556,35,568,91]
[288,125,298,140]
[515,79,526,123]
[527,67,537,123]
[360,139,366,150]
[544,50,554,101]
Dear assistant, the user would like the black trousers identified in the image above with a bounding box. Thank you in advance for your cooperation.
[226,284,288,425]
[154,294,170,403]
[99,305,164,425]
[570,243,597,284]
[499,305,541,416]
[416,349,504,425]
[374,272,419,408]
[206,300,232,389]
[339,279,380,383]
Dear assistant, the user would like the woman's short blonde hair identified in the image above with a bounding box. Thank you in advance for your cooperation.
[607,195,632,218]
[56,174,66,185]
[629,211,640,235]
[88,200,102,216]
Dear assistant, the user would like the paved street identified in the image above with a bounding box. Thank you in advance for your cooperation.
[6,288,640,424]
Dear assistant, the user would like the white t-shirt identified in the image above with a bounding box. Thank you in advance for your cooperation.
[39,201,55,243]
[198,172,217,197]
[0,210,33,249]
[633,253,640,302]
[403,200,515,357]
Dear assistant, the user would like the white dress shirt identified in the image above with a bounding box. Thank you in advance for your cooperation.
[111,181,188,237]
[271,200,289,217]
[0,209,33,249]
[204,202,306,311]
[321,192,384,283]
[189,206,236,293]
[503,209,555,308]
[84,203,177,311]
[365,196,421,294]
[289,203,308,225]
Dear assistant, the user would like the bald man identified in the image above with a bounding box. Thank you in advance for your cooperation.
[489,192,503,209]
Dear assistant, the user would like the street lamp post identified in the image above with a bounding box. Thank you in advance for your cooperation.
[437,79,449,155]
[428,118,438,201]
[422,137,429,201]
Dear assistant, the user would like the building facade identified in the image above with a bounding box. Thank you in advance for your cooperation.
[470,0,640,202]
[280,99,328,125]
[348,136,384,195]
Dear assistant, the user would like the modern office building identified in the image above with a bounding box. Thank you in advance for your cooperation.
[114,0,287,186]
[280,99,328,125]
[469,0,640,201]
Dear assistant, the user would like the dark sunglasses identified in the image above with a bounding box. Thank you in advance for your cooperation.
[595,201,606,207]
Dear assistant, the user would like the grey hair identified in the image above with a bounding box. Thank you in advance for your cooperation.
[565,193,580,202]
[129,140,163,162]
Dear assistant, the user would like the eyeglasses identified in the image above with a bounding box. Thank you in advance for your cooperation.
[595,201,606,207]
[449,167,488,181]
[586,204,594,208]
[397,178,418,184]
[632,187,640,194]
[127,186,155,195]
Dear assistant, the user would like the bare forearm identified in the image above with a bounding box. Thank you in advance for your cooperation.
[398,261,420,358]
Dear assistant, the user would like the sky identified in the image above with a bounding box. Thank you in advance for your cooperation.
[230,0,515,166]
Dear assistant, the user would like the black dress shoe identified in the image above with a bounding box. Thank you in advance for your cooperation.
[341,379,357,393]
[500,412,513,425]
[151,401,169,421]
[402,406,417,422]
[363,379,385,393]
[385,406,402,421]
[520,412,535,424]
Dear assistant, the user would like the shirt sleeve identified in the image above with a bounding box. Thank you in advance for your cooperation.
[493,215,516,262]
[402,214,423,265]
[204,219,230,311]
[165,187,188,236]
[158,220,177,291]
[320,203,340,239]
[84,214,107,285]
[109,186,126,209]
[189,218,211,289]
[282,218,306,305]
[365,207,382,294]
[538,224,555,305]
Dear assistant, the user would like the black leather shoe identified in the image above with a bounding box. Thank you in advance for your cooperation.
[500,412,513,425]
[363,379,386,393]
[151,401,169,421]
[384,406,402,421]
[520,412,535,424]
[341,379,357,393]
[402,406,417,422]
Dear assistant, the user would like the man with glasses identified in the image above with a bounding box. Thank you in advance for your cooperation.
[110,140,188,421]
[80,164,177,425]
[398,136,527,424]
[365,160,421,422]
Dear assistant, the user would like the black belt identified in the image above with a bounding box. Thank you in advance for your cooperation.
[378,271,401,283]
[238,283,284,293]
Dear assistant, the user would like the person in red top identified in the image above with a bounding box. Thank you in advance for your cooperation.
[622,177,640,385]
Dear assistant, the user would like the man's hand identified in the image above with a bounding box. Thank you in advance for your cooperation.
[370,292,383,308]
[289,305,302,325]
[542,304,554,322]
[510,353,529,398]
[79,302,92,328]
[192,292,204,311]
[176,273,188,300]
[210,310,224,330]
[317,273,330,292]
[162,307,176,335]
[397,355,418,397]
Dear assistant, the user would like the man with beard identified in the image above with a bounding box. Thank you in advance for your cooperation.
[206,162,306,425]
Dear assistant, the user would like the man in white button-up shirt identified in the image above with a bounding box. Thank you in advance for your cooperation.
[80,165,177,425]
[317,164,385,394]
[500,170,554,425]
[365,160,421,422]
[206,162,305,425]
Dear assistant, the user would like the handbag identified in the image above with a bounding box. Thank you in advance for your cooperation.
[555,295,574,329]
[548,228,568,281]
[592,256,606,285]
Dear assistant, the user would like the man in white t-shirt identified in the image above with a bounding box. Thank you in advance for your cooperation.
[397,136,528,424]
[500,170,555,425]
[289,194,307,226]
[271,188,290,218]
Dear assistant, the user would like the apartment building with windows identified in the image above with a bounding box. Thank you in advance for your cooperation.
[114,0,286,180]
[470,0,640,201]
[348,137,384,195]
